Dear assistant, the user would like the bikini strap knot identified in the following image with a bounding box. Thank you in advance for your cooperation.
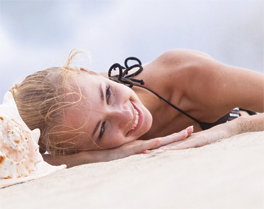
[108,57,144,88]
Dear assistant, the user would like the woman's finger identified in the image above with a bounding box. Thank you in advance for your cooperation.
[113,138,162,159]
[127,138,162,154]
[142,126,194,153]
[186,125,193,136]
[156,140,186,150]
[172,139,207,150]
[162,137,207,150]
[153,125,194,149]
[163,130,225,150]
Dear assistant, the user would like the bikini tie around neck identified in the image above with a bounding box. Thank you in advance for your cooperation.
[108,57,243,130]
[108,57,144,88]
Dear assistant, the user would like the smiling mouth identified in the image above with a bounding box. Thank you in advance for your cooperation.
[131,108,139,130]
[126,102,142,136]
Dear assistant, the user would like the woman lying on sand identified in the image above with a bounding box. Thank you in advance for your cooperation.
[10,49,264,167]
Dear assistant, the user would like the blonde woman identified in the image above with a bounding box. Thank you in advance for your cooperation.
[11,49,264,167]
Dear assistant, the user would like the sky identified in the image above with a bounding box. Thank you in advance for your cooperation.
[0,0,263,102]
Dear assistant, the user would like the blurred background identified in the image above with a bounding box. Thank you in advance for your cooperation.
[0,0,263,102]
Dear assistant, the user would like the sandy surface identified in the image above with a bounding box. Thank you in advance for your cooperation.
[0,131,264,209]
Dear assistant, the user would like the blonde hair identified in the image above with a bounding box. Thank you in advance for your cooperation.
[10,50,90,155]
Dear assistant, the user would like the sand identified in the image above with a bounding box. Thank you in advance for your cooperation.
[0,131,264,209]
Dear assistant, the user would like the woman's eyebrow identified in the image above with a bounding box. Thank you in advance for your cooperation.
[92,82,104,139]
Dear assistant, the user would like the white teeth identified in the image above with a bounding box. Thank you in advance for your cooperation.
[131,107,139,131]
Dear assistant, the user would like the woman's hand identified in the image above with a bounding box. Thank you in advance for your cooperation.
[151,114,264,151]
[43,126,193,167]
[148,122,233,151]
[157,127,229,151]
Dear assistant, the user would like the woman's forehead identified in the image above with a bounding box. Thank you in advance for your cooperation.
[63,73,102,127]
[69,73,98,97]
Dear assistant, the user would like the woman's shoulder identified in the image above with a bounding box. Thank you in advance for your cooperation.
[140,49,212,87]
[152,49,213,67]
[143,49,214,77]
[155,49,212,60]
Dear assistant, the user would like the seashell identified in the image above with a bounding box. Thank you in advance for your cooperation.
[0,115,39,179]
[0,92,66,188]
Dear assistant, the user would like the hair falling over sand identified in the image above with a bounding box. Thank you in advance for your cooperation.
[9,49,92,156]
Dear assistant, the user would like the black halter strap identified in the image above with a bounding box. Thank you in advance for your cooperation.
[108,57,202,124]
[108,57,144,88]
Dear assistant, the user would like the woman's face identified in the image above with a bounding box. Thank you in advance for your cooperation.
[63,72,153,151]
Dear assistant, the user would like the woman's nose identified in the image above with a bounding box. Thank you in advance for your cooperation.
[110,104,133,129]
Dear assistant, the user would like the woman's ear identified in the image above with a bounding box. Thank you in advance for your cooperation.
[80,67,97,75]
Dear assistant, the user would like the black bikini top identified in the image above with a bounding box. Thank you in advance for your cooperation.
[108,57,242,130]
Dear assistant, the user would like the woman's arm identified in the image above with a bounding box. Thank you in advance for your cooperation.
[43,126,193,167]
[161,113,264,150]
[43,138,162,167]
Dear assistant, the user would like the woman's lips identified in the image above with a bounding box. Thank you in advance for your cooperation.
[126,102,143,136]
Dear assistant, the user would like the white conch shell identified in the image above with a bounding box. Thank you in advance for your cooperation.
[0,92,66,188]
[0,115,40,179]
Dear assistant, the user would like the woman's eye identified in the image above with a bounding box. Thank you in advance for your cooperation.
[106,86,111,103]
[99,122,106,139]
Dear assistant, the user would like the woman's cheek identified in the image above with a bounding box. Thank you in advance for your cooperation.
[101,133,124,149]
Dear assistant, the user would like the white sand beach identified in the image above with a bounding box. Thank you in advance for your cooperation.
[1,131,264,209]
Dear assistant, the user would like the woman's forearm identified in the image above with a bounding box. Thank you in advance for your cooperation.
[42,138,164,167]
[234,113,264,135]
[42,151,111,167]
[161,113,264,150]
[206,113,264,142]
